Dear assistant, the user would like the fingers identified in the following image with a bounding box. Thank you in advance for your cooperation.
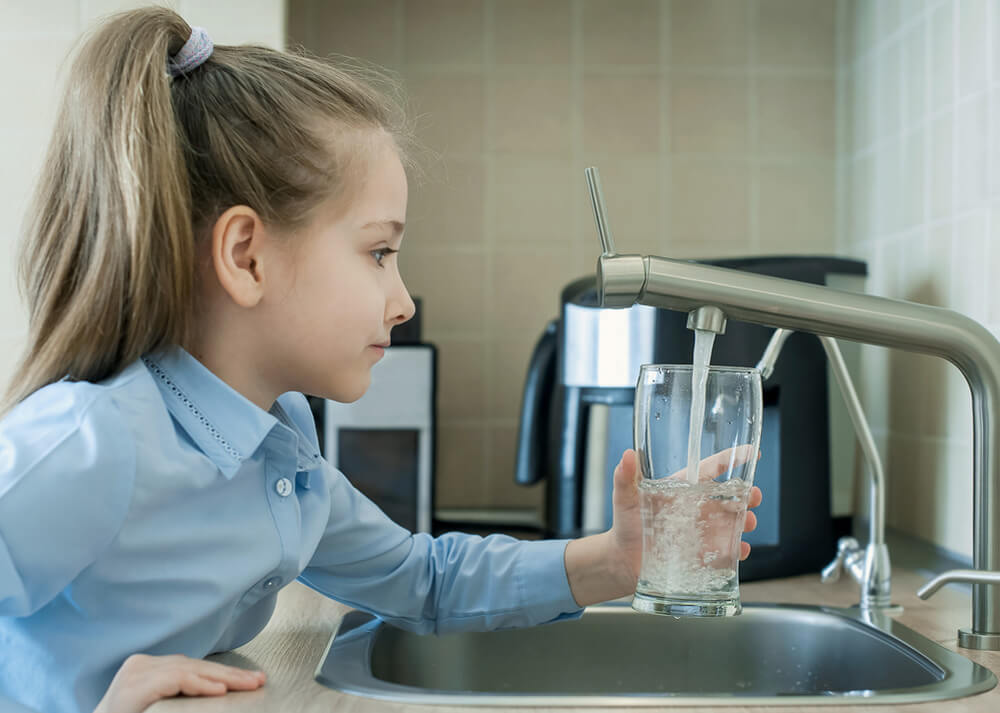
[748,485,762,509]
[666,445,759,483]
[743,509,757,533]
[188,660,267,690]
[177,673,228,697]
[739,541,751,560]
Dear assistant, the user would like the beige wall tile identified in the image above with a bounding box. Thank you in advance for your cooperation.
[757,76,835,156]
[487,329,542,420]
[582,76,662,154]
[494,0,572,65]
[406,74,485,154]
[756,0,836,68]
[435,424,487,507]
[489,251,582,335]
[758,161,835,253]
[403,0,483,65]
[399,250,485,333]
[180,0,285,47]
[306,0,399,69]
[887,351,927,437]
[487,424,545,508]
[669,74,750,154]
[436,339,487,420]
[491,77,572,154]
[406,158,485,246]
[581,0,661,66]
[669,0,749,68]
[669,159,750,245]
[491,156,576,244]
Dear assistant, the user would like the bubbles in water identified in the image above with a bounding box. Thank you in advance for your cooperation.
[655,411,661,420]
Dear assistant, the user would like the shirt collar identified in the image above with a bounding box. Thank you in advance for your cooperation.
[142,347,293,480]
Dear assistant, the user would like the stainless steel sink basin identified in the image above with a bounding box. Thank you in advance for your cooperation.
[315,602,997,706]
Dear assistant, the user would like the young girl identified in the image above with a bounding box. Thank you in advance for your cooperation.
[0,8,762,713]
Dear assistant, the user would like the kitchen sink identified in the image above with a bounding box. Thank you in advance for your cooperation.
[315,602,997,706]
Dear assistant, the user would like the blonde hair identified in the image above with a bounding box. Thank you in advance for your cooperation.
[3,6,410,411]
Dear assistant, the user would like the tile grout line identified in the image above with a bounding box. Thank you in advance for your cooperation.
[482,0,496,507]
[749,0,760,254]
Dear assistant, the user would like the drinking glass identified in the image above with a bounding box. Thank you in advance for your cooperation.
[632,364,763,617]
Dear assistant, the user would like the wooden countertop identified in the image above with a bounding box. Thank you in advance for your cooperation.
[150,568,1000,712]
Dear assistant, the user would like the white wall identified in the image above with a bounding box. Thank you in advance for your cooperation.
[0,0,285,390]
[837,0,1000,560]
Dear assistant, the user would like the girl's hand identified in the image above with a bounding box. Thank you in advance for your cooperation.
[94,654,266,713]
[608,448,763,596]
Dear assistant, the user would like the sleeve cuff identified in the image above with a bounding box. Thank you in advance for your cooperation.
[515,538,585,626]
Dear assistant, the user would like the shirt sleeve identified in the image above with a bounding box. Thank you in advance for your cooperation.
[297,463,583,635]
[0,384,135,617]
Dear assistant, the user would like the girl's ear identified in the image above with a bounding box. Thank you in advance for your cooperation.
[210,206,269,308]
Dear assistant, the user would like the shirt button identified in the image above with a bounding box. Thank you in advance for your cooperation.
[263,576,282,590]
[275,478,293,497]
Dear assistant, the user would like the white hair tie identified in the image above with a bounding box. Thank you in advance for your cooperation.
[168,27,213,77]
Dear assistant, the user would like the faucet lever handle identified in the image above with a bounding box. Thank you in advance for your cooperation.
[821,537,860,583]
[917,569,1000,600]
[585,166,616,256]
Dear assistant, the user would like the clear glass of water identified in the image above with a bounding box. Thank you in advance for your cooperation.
[632,364,763,617]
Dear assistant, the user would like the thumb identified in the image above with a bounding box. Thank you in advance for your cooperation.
[613,449,639,506]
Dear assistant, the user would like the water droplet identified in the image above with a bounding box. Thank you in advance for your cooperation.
[655,411,661,420]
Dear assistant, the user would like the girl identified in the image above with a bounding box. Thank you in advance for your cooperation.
[0,8,762,713]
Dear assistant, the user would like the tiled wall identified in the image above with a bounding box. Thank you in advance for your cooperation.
[837,0,1000,560]
[0,0,285,393]
[289,0,839,512]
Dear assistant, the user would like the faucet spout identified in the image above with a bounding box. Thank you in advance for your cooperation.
[596,251,1000,648]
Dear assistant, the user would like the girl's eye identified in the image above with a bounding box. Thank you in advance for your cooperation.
[371,247,398,267]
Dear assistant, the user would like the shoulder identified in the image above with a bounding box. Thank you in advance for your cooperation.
[275,391,321,450]
[0,366,142,509]
[0,367,146,614]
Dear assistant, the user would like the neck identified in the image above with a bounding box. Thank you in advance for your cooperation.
[184,321,281,412]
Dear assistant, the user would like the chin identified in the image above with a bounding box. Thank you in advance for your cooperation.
[323,374,372,404]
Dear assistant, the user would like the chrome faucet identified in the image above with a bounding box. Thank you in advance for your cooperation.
[758,329,895,612]
[585,166,1000,650]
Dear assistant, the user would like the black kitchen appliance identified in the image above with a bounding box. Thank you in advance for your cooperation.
[515,256,867,581]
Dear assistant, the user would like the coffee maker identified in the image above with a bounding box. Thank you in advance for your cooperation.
[515,256,867,581]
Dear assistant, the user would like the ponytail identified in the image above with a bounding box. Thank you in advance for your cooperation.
[5,8,195,409]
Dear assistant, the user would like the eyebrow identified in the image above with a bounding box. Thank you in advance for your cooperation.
[361,220,405,236]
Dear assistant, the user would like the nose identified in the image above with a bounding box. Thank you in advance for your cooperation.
[388,270,416,327]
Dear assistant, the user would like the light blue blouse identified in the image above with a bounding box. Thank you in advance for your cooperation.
[0,347,581,713]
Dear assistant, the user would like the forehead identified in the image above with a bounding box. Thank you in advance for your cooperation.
[343,134,408,227]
